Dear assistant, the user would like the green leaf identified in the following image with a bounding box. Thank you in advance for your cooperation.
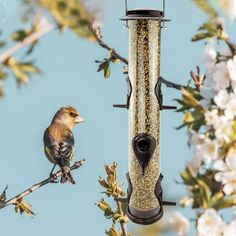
[96,59,111,79]
[15,198,35,217]
[98,177,110,189]
[57,0,67,12]
[0,82,3,97]
[192,20,224,42]
[182,88,201,108]
[209,192,224,208]
[99,163,125,198]
[184,112,195,124]
[192,32,215,41]
[0,40,6,48]
[176,123,188,130]
[6,58,40,85]
[211,196,236,210]
[181,167,197,185]
[196,177,212,208]
[19,62,41,74]
[192,0,218,18]
[97,199,114,219]
[0,70,7,80]
[97,60,109,72]
[191,114,205,131]
[104,64,111,78]
[112,210,128,223]
[11,30,29,42]
[38,0,97,41]
[11,67,29,84]
[105,224,120,236]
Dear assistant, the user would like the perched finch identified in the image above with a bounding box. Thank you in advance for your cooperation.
[43,106,85,184]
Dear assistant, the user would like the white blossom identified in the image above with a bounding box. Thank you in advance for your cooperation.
[214,90,229,109]
[203,42,217,69]
[233,206,236,216]
[214,155,236,195]
[197,208,226,236]
[200,88,215,108]
[169,212,190,236]
[200,88,215,100]
[205,62,230,91]
[204,109,219,126]
[189,130,206,147]
[225,93,236,120]
[227,56,236,81]
[179,197,194,207]
[219,0,236,20]
[196,138,219,165]
[223,219,236,236]
[200,99,211,109]
[187,155,202,176]
[214,115,232,143]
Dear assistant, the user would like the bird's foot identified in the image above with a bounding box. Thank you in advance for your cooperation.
[50,173,59,183]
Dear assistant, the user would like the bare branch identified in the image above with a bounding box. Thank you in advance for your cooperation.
[0,19,55,64]
[161,77,186,90]
[0,159,85,209]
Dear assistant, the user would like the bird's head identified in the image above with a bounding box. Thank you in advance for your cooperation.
[52,106,85,129]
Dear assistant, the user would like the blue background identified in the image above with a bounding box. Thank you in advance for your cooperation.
[0,0,228,235]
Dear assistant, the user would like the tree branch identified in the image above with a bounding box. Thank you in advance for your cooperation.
[91,27,184,90]
[0,16,184,91]
[92,28,128,65]
[0,19,55,64]
[0,159,85,209]
[116,200,128,236]
[161,77,186,90]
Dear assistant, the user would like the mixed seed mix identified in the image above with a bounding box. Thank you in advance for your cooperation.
[129,19,162,212]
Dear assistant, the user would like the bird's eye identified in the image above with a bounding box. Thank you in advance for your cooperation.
[69,112,78,118]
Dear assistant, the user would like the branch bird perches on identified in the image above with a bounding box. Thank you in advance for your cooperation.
[0,159,85,210]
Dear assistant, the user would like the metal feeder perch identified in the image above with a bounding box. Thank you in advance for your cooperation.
[114,0,176,225]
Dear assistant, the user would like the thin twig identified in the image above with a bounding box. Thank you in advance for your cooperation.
[0,16,183,91]
[161,77,186,90]
[0,159,85,209]
[91,27,128,65]
[224,39,236,56]
[91,27,185,90]
[0,20,55,64]
[116,200,128,236]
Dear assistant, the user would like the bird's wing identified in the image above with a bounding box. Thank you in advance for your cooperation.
[44,128,75,166]
[58,136,75,165]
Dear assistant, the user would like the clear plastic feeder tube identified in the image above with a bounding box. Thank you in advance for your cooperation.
[127,18,162,223]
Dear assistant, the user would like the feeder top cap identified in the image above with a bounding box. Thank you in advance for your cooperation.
[120,8,169,21]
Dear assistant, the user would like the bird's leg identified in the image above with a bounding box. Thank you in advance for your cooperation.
[50,164,57,176]
[49,164,59,183]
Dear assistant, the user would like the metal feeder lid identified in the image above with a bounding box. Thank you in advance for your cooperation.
[120,8,170,21]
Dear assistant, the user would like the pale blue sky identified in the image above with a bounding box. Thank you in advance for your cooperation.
[0,0,229,236]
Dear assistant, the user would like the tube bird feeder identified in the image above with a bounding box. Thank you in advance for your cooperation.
[114,0,176,225]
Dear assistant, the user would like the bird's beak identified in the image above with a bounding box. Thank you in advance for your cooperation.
[75,116,85,124]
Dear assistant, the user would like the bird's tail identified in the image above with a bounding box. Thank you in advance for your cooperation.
[60,166,76,184]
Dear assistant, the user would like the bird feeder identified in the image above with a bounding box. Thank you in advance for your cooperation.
[114,0,176,225]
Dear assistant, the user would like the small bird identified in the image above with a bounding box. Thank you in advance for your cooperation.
[43,106,85,184]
